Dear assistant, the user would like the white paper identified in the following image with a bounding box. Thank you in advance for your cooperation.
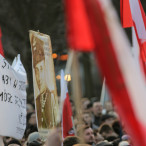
[0,55,27,139]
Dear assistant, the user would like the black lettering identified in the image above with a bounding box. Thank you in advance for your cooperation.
[7,93,13,103]
[2,60,6,68]
[10,78,11,85]
[13,80,18,88]
[4,92,7,102]
[5,75,9,84]
[15,96,18,104]
[2,75,11,85]
[0,92,3,101]
[2,75,5,84]
[19,81,26,91]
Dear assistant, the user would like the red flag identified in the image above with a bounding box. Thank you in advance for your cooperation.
[61,70,74,138]
[0,28,4,57]
[62,93,74,138]
[120,0,133,28]
[64,0,146,145]
[64,0,95,51]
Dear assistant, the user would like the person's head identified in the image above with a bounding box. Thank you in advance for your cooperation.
[112,120,122,137]
[93,130,104,144]
[81,98,91,110]
[118,141,130,146]
[101,114,115,125]
[105,102,114,113]
[27,132,42,146]
[96,141,113,146]
[31,36,46,93]
[7,139,22,146]
[99,124,118,139]
[78,126,95,145]
[63,136,81,146]
[73,144,91,146]
[27,104,34,114]
[3,137,13,145]
[27,112,37,125]
[82,112,92,125]
[92,102,102,116]
[24,124,38,139]
[121,135,131,144]
[86,103,93,113]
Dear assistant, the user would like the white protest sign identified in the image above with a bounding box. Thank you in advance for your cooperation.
[0,55,27,139]
[12,54,27,76]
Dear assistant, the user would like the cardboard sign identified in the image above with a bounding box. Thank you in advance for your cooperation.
[0,55,27,139]
[29,31,59,139]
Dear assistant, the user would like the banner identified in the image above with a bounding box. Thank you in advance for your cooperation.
[0,55,27,139]
[29,31,59,140]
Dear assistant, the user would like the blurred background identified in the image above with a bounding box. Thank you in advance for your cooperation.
[0,0,146,102]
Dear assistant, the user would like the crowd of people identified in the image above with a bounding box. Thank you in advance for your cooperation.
[1,97,131,146]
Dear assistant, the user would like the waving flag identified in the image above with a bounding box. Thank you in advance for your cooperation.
[120,0,146,77]
[64,0,146,145]
[64,0,94,51]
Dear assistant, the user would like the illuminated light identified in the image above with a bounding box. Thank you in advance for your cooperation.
[60,54,68,61]
[56,75,61,80]
[64,74,71,81]
[52,53,58,59]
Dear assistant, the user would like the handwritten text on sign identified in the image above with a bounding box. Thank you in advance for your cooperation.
[0,56,27,139]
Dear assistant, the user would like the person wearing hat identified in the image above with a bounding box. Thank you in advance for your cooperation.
[27,132,43,146]
[31,35,56,129]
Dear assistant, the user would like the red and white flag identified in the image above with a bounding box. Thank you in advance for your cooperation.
[64,0,146,145]
[120,0,146,77]
[0,28,4,57]
[60,70,74,139]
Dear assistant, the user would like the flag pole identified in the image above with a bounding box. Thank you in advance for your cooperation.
[71,51,82,128]
[100,78,106,107]
[60,50,75,122]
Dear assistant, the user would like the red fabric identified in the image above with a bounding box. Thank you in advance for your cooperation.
[63,93,74,138]
[84,0,146,145]
[64,0,95,51]
[64,0,146,145]
[0,28,4,57]
[120,0,133,28]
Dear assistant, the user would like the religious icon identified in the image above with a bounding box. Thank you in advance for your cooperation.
[29,31,59,138]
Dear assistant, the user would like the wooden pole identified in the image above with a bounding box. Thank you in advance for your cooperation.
[71,51,82,126]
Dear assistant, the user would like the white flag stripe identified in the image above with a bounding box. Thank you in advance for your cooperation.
[132,27,142,74]
[100,0,146,126]
[129,0,146,39]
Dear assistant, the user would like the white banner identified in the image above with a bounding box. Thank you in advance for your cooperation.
[0,55,27,139]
